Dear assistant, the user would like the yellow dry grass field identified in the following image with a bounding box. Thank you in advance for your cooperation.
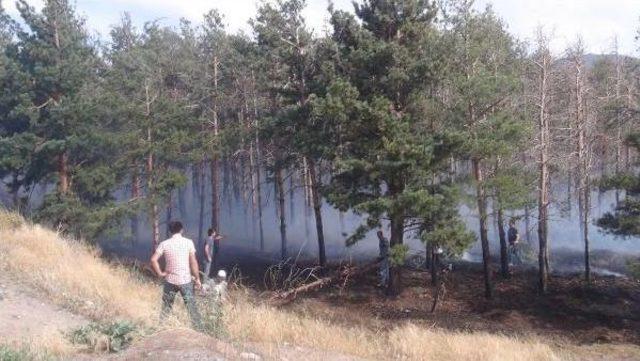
[0,210,564,361]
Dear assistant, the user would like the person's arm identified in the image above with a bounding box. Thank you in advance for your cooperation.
[150,249,167,278]
[189,252,202,289]
[215,234,224,241]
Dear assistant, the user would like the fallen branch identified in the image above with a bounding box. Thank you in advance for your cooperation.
[270,258,382,306]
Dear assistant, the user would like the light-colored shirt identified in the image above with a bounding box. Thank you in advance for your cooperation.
[155,234,196,285]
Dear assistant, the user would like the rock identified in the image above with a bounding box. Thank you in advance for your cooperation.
[240,352,262,360]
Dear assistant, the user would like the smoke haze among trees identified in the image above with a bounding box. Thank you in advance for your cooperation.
[1,0,639,297]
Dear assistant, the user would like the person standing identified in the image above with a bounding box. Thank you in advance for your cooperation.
[377,229,390,287]
[150,221,202,330]
[507,219,522,266]
[212,229,223,274]
[203,228,224,279]
[202,228,214,279]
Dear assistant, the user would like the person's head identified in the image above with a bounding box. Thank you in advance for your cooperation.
[207,228,214,236]
[509,219,516,227]
[169,221,184,235]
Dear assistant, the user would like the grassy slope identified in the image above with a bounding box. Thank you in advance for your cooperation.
[0,210,565,361]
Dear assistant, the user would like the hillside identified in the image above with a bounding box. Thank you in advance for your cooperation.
[1,210,639,361]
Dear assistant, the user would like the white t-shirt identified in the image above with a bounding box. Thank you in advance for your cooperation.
[155,234,196,285]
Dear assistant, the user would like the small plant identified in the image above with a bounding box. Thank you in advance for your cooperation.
[627,258,640,280]
[0,345,52,361]
[69,321,138,353]
[198,297,227,338]
[390,244,409,266]
[0,209,24,230]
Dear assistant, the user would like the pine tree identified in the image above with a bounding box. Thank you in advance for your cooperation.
[0,4,34,210]
[322,0,469,295]
[2,0,126,238]
[597,134,640,236]
[105,19,200,250]
[252,0,334,267]
[442,1,526,297]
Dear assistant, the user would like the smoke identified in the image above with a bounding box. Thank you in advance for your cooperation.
[3,169,639,267]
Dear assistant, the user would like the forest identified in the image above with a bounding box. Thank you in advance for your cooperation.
[0,0,639,304]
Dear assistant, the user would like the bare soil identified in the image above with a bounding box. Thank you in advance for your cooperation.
[72,329,367,361]
[0,275,88,347]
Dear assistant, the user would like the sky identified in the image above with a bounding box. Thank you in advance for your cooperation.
[3,0,639,55]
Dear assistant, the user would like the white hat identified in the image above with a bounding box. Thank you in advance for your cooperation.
[217,269,227,279]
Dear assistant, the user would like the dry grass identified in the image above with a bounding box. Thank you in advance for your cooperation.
[0,210,564,361]
[224,293,561,360]
[0,209,159,324]
[0,333,76,360]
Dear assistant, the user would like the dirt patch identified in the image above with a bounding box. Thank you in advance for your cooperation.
[0,275,88,347]
[70,329,367,361]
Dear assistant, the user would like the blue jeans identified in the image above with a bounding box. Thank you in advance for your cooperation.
[161,281,202,330]
[379,258,389,286]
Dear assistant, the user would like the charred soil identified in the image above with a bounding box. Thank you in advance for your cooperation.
[278,262,640,346]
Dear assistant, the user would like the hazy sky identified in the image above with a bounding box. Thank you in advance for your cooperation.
[4,0,638,55]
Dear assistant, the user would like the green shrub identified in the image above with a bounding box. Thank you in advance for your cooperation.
[69,321,138,353]
[0,209,24,230]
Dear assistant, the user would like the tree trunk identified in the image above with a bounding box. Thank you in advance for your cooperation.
[386,179,405,297]
[289,171,295,222]
[472,158,493,299]
[275,167,287,260]
[567,171,572,216]
[145,84,159,253]
[197,159,206,244]
[210,55,220,233]
[177,183,187,219]
[535,39,551,294]
[307,158,326,268]
[573,51,591,283]
[524,204,531,243]
[165,192,173,237]
[497,205,509,278]
[387,209,404,296]
[130,168,140,241]
[57,152,69,194]
[429,244,437,285]
[210,158,220,232]
[583,179,591,282]
[250,71,265,251]
[425,241,433,272]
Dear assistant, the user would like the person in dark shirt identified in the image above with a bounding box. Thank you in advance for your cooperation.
[507,219,522,266]
[377,229,390,287]
[202,228,223,279]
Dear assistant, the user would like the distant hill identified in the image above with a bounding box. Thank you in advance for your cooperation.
[582,53,639,68]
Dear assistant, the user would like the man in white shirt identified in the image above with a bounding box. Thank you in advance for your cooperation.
[150,221,202,329]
